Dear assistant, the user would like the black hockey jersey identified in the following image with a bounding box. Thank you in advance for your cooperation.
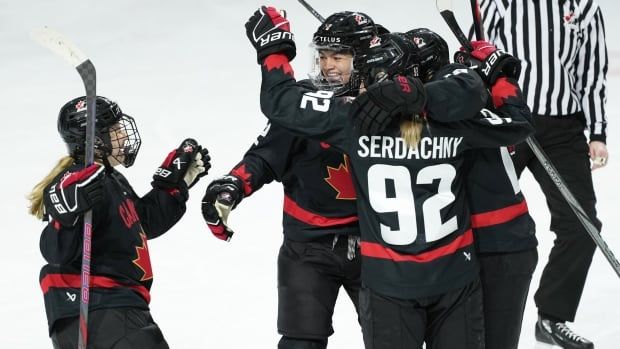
[257,54,534,299]
[39,165,187,332]
[229,121,358,242]
[465,148,537,253]
[427,81,538,254]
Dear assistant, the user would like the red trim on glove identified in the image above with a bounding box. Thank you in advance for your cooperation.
[265,6,290,31]
[59,164,101,189]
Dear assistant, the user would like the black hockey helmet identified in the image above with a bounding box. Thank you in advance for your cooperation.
[357,32,421,85]
[309,11,379,95]
[58,96,141,167]
[404,28,449,82]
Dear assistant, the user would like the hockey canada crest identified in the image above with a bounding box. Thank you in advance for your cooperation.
[354,14,368,25]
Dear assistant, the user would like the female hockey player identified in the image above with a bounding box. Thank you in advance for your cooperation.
[363,28,539,349]
[28,96,209,348]
[244,7,533,348]
[202,12,378,349]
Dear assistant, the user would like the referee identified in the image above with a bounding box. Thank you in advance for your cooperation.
[478,0,608,348]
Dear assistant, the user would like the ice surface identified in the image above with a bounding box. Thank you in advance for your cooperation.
[1,0,618,347]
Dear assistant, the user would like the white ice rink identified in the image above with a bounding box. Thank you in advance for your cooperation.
[1,0,619,347]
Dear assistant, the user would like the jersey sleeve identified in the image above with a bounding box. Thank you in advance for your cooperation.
[424,64,489,122]
[259,54,353,152]
[108,171,187,240]
[229,122,298,197]
[455,78,534,148]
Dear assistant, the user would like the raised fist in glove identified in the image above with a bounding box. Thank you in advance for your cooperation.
[152,138,210,190]
[44,163,105,226]
[454,40,521,86]
[201,175,244,241]
[245,6,296,63]
[352,75,426,135]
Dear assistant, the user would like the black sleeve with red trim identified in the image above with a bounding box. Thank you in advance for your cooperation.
[111,171,187,240]
[441,77,534,148]
[259,53,353,152]
[229,123,298,198]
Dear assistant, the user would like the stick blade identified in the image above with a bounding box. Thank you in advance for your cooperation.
[436,0,454,12]
[30,27,88,67]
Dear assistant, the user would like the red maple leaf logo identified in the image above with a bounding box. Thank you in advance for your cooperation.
[132,232,153,281]
[324,155,356,200]
[263,54,295,77]
[491,77,519,108]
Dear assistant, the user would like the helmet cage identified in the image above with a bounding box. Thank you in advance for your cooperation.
[58,96,142,167]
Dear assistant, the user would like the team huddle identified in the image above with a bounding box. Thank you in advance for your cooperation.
[28,2,608,349]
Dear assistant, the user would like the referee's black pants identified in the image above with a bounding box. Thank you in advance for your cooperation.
[512,115,602,322]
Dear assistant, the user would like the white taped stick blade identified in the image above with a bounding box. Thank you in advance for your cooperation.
[436,0,454,12]
[30,27,88,67]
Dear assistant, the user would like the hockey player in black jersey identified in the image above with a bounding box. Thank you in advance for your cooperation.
[449,37,539,349]
[356,28,539,348]
[244,7,533,348]
[202,12,377,349]
[28,96,210,348]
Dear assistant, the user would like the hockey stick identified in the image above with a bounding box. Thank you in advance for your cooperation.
[437,0,620,278]
[31,28,98,347]
[469,0,485,41]
[297,0,325,22]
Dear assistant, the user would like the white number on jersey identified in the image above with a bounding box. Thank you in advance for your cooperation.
[300,90,334,112]
[368,163,458,245]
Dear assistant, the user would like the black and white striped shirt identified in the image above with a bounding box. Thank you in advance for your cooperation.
[478,0,608,142]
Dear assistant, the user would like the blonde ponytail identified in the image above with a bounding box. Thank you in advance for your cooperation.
[28,156,75,219]
[400,116,425,150]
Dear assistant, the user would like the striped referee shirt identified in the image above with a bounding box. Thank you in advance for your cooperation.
[478,0,608,142]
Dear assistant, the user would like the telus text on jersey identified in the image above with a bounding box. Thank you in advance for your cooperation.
[357,135,463,160]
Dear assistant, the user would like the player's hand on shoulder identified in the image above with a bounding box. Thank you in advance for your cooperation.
[152,138,210,191]
[245,6,296,63]
[44,163,105,226]
[352,75,426,135]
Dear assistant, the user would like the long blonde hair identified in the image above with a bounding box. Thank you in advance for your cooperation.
[400,117,425,149]
[28,156,75,219]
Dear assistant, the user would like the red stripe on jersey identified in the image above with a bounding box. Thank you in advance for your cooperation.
[40,273,151,304]
[283,195,358,227]
[471,200,528,229]
[360,229,474,263]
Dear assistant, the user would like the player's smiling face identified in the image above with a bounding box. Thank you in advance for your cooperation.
[319,50,353,84]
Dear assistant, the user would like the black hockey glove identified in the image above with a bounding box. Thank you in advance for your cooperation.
[152,138,208,190]
[454,40,521,86]
[352,75,426,135]
[201,175,244,241]
[245,6,296,63]
[44,163,105,226]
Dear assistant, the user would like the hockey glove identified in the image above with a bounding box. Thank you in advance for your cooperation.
[152,138,206,190]
[454,40,521,86]
[352,75,426,135]
[202,175,244,241]
[184,147,211,189]
[43,163,105,226]
[245,6,296,63]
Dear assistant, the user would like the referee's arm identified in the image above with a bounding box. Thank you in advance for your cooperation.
[575,7,608,143]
